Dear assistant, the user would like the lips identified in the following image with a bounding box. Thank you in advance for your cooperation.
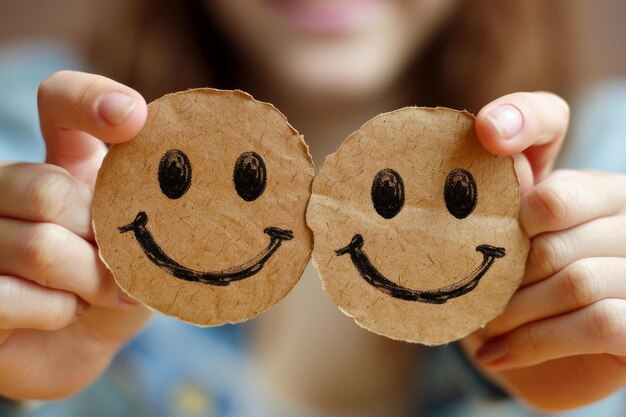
[336,234,506,304]
[119,211,293,286]
[265,0,384,34]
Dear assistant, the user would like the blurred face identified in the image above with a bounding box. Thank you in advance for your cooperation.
[207,0,461,99]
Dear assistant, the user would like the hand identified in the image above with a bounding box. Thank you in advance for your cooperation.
[0,71,152,399]
[462,92,626,411]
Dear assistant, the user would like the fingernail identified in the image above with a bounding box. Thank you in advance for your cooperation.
[475,337,509,365]
[486,104,523,139]
[76,298,90,316]
[98,92,137,125]
[119,289,139,306]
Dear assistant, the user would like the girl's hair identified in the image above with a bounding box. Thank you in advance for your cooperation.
[90,0,579,113]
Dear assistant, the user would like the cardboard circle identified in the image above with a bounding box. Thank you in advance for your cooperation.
[93,89,314,326]
[307,107,530,345]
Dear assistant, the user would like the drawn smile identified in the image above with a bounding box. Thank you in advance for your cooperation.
[119,211,293,286]
[336,234,505,304]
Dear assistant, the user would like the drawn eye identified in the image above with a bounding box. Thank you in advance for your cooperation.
[233,151,267,201]
[371,168,404,219]
[158,149,192,199]
[444,168,477,219]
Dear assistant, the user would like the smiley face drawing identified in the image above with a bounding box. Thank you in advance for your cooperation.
[93,89,314,326]
[307,107,530,345]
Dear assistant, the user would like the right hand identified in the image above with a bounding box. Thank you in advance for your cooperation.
[0,71,152,399]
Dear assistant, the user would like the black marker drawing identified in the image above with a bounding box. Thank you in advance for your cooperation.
[122,149,291,285]
[158,149,192,199]
[336,234,505,304]
[444,168,477,219]
[234,151,267,201]
[119,211,293,286]
[371,168,404,219]
[339,166,503,303]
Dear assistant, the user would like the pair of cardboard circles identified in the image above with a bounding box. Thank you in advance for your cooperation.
[93,88,530,345]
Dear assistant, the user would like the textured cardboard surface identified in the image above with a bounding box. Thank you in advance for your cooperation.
[93,88,314,326]
[307,107,530,345]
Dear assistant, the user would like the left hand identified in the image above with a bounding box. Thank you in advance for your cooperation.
[461,92,626,411]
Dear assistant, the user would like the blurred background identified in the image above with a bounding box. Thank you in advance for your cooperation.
[2,0,626,85]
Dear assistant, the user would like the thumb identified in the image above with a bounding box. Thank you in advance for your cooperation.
[38,71,148,184]
[475,92,569,192]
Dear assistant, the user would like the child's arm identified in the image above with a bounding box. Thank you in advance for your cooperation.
[462,92,626,411]
[0,71,152,399]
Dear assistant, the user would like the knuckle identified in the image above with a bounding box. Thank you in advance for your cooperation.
[0,278,76,332]
[530,182,577,226]
[17,224,67,273]
[27,171,73,222]
[520,325,544,358]
[520,92,569,139]
[552,93,570,119]
[29,292,77,332]
[541,91,569,116]
[38,71,60,102]
[529,234,566,277]
[562,261,598,307]
[38,70,74,104]
[534,91,570,117]
[589,300,626,346]
[514,93,543,125]
[0,279,19,327]
[72,82,98,122]
[38,299,75,331]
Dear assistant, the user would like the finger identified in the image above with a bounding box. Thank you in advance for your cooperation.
[475,299,626,370]
[0,303,151,400]
[38,70,147,183]
[484,258,626,338]
[476,92,569,183]
[0,328,115,400]
[521,170,626,238]
[524,214,626,286]
[77,304,152,346]
[0,305,150,400]
[0,275,88,331]
[0,324,115,400]
[0,219,137,309]
[513,153,534,195]
[0,163,92,239]
[0,330,11,347]
[491,356,626,410]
